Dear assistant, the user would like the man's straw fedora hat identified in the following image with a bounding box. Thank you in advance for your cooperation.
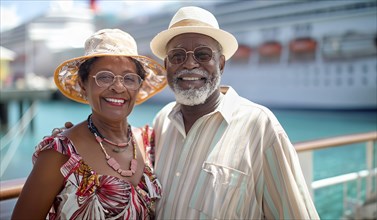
[54,29,167,105]
[150,6,238,61]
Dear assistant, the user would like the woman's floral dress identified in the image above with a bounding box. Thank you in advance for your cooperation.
[33,126,162,220]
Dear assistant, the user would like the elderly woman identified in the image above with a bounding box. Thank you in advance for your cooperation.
[12,29,166,219]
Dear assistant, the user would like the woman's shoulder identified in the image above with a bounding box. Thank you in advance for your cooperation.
[32,122,86,163]
[61,121,87,139]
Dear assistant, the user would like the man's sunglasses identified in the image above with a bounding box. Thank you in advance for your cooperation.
[167,46,217,65]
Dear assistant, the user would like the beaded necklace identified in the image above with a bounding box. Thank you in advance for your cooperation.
[88,115,132,152]
[87,114,137,177]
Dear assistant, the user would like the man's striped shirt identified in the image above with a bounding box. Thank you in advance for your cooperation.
[153,86,319,219]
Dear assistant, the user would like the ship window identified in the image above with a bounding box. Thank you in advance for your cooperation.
[258,41,282,64]
[347,78,354,86]
[314,67,319,75]
[336,77,342,86]
[348,65,354,74]
[362,65,368,73]
[293,24,312,38]
[322,33,377,60]
[362,77,368,85]
[313,78,320,86]
[336,65,342,74]
[288,38,317,63]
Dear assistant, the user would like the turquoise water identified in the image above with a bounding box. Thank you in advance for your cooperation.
[1,100,376,219]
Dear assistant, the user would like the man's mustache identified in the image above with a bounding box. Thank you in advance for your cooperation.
[175,69,209,79]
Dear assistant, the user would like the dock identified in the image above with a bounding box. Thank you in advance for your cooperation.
[0,88,57,131]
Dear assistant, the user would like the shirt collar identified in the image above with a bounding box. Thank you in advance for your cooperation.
[217,85,238,124]
[168,85,240,125]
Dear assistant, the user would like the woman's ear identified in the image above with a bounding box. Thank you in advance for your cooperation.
[78,78,87,98]
[164,58,168,69]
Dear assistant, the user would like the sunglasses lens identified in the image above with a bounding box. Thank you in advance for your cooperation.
[167,47,214,64]
[168,49,187,64]
[194,47,213,62]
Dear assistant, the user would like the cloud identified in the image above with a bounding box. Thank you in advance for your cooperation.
[0,5,21,32]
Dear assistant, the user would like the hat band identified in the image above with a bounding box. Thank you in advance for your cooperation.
[169,19,215,29]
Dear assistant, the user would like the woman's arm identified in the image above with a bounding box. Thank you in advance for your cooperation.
[11,149,68,220]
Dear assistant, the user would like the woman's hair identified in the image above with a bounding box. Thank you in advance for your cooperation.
[78,57,146,83]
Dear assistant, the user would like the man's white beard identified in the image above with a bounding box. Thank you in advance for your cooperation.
[170,68,221,106]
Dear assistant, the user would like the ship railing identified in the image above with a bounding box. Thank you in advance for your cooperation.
[0,131,376,214]
[296,131,377,219]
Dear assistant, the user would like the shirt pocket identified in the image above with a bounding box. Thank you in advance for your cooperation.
[189,161,249,219]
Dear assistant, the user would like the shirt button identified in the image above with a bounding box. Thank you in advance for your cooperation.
[176,172,181,177]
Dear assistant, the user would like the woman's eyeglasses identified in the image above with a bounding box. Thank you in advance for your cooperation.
[167,46,217,65]
[92,71,143,90]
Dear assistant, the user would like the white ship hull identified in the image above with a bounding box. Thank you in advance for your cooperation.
[220,58,377,109]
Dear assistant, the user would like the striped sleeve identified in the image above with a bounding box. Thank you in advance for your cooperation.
[263,131,319,219]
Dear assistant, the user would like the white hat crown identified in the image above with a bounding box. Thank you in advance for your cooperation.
[84,29,138,56]
[150,6,238,60]
[169,6,219,29]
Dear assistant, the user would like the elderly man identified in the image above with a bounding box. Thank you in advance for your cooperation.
[150,6,319,219]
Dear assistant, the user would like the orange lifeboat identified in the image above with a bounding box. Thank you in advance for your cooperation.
[258,41,282,57]
[289,38,317,53]
[232,44,252,61]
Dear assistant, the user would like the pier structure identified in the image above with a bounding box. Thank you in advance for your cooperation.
[0,88,56,132]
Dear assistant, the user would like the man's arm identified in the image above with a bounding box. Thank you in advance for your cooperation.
[262,132,319,219]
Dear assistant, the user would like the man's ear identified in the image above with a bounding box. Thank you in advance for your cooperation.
[219,55,225,75]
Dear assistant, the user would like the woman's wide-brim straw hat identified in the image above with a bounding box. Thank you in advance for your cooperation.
[150,6,238,61]
[54,29,167,105]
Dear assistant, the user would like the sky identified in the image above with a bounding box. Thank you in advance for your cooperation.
[0,0,180,32]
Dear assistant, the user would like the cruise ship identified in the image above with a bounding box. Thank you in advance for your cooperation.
[1,0,376,109]
[114,0,377,109]
[0,6,95,89]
